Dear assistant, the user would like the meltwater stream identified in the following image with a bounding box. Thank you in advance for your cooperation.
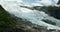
[0,0,60,30]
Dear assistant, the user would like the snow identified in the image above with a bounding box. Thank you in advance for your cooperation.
[0,0,60,30]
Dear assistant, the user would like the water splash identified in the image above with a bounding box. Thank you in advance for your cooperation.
[0,0,60,30]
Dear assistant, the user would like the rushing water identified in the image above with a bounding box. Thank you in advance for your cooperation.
[0,0,60,30]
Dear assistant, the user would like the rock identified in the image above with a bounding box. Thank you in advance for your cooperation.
[42,19,56,25]
[0,5,16,28]
[33,6,60,19]
[57,0,60,5]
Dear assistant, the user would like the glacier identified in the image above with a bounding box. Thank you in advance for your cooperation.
[0,0,60,30]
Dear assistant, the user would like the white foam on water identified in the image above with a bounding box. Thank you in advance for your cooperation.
[0,0,60,30]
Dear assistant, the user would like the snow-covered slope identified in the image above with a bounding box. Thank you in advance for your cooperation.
[0,0,60,30]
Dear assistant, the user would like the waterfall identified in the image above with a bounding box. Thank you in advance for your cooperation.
[0,0,60,30]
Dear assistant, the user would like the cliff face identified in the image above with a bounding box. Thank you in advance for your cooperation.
[33,6,60,19]
[44,6,60,19]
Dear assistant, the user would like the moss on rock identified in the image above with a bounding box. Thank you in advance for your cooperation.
[0,5,16,28]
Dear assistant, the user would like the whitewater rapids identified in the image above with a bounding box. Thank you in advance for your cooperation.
[0,0,60,30]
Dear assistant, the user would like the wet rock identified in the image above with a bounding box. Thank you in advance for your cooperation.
[57,0,60,5]
[33,6,60,19]
[42,19,56,25]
